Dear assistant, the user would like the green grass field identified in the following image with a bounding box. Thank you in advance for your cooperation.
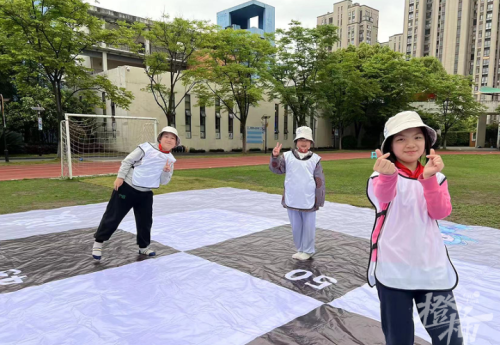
[0,154,498,228]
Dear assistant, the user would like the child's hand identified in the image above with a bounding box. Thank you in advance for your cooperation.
[423,149,444,179]
[272,142,282,157]
[114,178,124,191]
[373,149,396,175]
[163,159,172,172]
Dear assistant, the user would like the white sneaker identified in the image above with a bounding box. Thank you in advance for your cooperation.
[139,247,156,256]
[298,252,312,261]
[92,242,103,260]
[292,252,303,259]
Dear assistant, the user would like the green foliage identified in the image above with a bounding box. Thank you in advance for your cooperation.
[0,0,134,136]
[267,20,338,126]
[426,73,485,148]
[131,15,216,125]
[444,132,470,146]
[189,28,276,152]
[341,135,357,150]
[0,130,25,153]
[485,123,499,148]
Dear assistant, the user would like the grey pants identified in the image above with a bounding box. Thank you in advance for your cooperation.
[287,209,316,254]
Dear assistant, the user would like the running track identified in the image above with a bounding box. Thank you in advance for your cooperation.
[0,150,498,181]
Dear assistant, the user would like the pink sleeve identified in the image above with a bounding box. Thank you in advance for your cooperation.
[418,174,452,220]
[372,172,398,203]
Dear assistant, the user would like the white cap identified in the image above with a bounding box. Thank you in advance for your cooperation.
[381,111,437,153]
[294,126,314,144]
[157,126,181,147]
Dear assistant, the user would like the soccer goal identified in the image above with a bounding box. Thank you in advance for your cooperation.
[61,114,158,179]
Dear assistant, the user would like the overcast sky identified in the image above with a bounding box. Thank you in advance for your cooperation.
[86,0,405,42]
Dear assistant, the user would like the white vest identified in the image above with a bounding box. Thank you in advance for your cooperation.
[284,151,321,210]
[132,143,176,189]
[367,172,458,290]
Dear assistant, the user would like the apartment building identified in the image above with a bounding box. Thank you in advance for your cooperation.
[317,0,379,51]
[388,33,404,53]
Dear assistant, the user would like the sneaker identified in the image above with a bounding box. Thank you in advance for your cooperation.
[92,242,103,260]
[298,252,312,261]
[292,252,303,260]
[139,247,156,256]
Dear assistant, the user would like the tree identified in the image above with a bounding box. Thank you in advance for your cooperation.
[267,21,337,126]
[317,48,377,149]
[357,45,434,145]
[189,28,276,152]
[0,0,134,152]
[132,15,216,126]
[429,74,485,148]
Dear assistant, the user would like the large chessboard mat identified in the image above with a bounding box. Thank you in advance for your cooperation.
[1,187,498,344]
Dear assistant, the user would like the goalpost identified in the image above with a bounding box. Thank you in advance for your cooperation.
[61,114,158,179]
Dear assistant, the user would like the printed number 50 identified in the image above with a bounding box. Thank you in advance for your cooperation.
[285,269,337,290]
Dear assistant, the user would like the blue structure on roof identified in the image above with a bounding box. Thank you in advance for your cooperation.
[216,0,275,38]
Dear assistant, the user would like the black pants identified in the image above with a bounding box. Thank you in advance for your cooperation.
[376,280,463,345]
[94,182,153,248]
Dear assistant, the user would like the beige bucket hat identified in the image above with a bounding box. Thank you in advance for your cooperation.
[157,126,181,147]
[294,126,314,145]
[381,111,437,153]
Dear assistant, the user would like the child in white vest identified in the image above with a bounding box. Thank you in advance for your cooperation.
[367,111,463,345]
[91,126,179,260]
[269,126,325,261]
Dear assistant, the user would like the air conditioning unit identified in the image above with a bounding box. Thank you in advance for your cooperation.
[229,133,233,139]
[185,132,192,139]
[216,132,221,139]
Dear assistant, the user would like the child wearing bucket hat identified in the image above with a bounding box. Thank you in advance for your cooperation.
[91,126,180,260]
[269,126,325,261]
[366,111,463,345]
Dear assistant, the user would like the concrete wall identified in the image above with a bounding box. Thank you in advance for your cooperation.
[102,66,334,152]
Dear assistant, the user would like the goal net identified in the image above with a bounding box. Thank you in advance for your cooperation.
[61,114,158,179]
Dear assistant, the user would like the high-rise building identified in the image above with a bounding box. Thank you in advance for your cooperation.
[317,0,379,52]
[402,0,500,88]
[388,33,404,53]
[403,0,500,147]
[216,0,275,38]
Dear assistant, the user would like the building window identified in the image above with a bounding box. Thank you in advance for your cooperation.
[274,104,279,140]
[228,107,234,139]
[170,94,176,127]
[184,94,191,135]
[199,106,206,139]
[284,105,289,140]
[215,97,221,139]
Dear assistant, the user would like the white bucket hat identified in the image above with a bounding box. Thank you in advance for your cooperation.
[381,111,437,153]
[157,126,181,147]
[294,126,314,145]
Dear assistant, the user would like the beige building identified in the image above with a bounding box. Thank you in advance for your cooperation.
[79,6,334,151]
[81,6,149,74]
[403,0,500,147]
[317,0,379,51]
[388,33,404,53]
[96,66,333,152]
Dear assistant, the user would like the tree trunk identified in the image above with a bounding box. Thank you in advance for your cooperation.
[242,123,247,153]
[355,121,363,148]
[338,126,344,150]
[442,131,447,149]
[167,111,174,127]
[53,80,64,158]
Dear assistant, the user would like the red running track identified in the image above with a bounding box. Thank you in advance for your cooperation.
[0,150,498,181]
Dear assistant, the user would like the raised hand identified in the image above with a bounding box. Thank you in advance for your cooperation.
[272,142,282,157]
[163,159,172,172]
[423,149,444,179]
[373,149,396,175]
